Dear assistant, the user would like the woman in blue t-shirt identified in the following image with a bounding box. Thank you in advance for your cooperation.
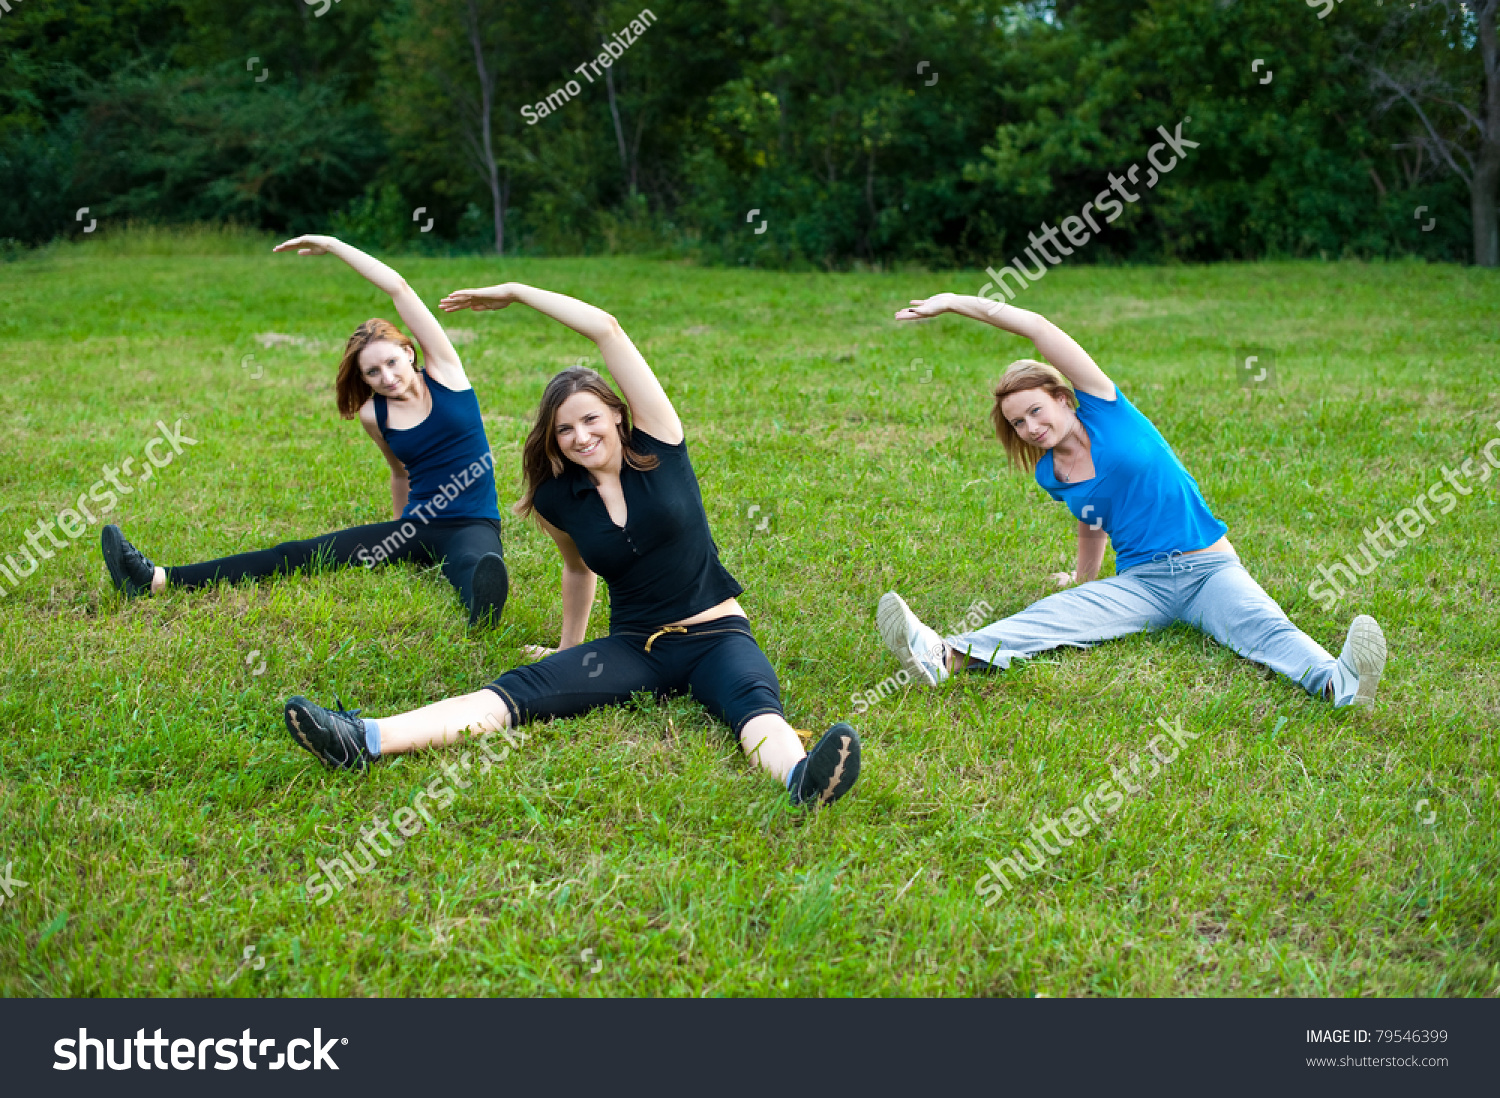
[281,282,861,810]
[875,293,1388,708]
[98,235,510,625]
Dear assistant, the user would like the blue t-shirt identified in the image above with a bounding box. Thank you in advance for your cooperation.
[1036,385,1226,574]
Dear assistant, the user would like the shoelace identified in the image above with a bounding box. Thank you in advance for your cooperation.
[324,695,367,765]
[331,694,363,724]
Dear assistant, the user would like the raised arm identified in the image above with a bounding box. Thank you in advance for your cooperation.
[538,516,598,651]
[895,293,1115,400]
[274,234,469,391]
[440,282,683,444]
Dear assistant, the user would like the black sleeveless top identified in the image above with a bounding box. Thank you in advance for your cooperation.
[374,375,500,522]
[531,427,743,633]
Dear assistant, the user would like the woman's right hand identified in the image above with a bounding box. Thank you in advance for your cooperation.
[522,644,556,660]
[1050,571,1076,588]
[895,294,959,321]
[440,284,523,312]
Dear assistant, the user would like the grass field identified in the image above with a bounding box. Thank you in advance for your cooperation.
[1,235,1496,996]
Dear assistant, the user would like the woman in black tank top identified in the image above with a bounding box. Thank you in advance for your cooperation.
[97,235,510,626]
[281,283,861,811]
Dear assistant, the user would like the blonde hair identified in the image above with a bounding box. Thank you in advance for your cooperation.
[990,359,1077,475]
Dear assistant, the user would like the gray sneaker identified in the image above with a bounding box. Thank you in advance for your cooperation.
[876,592,950,686]
[1334,614,1387,706]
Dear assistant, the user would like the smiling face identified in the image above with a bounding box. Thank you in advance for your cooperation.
[554,390,624,474]
[999,387,1078,450]
[357,339,419,399]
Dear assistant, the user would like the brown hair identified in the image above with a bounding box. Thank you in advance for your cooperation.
[990,358,1078,475]
[514,367,660,519]
[335,319,420,419]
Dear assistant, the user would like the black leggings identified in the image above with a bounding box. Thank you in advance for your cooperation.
[483,616,783,740]
[164,517,503,614]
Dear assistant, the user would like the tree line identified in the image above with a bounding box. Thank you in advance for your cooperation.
[2,0,1495,266]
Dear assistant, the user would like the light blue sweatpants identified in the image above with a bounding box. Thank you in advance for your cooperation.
[945,551,1359,704]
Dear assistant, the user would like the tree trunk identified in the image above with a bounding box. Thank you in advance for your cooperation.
[466,0,505,255]
[604,65,635,197]
[1475,0,1500,266]
[1473,161,1499,266]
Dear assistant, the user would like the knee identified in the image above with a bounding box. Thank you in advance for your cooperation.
[469,688,514,729]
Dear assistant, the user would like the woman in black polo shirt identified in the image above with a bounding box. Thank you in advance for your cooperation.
[282,283,861,809]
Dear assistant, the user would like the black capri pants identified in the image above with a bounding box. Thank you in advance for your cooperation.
[483,616,783,740]
[164,517,503,614]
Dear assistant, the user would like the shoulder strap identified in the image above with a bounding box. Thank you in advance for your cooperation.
[373,393,388,432]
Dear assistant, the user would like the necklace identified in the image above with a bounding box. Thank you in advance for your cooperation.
[1056,426,1089,483]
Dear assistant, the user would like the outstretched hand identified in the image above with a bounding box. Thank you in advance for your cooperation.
[273,234,335,256]
[440,285,522,313]
[894,293,959,321]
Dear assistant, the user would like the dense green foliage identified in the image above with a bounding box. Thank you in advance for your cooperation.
[0,243,1496,994]
[2,0,1490,264]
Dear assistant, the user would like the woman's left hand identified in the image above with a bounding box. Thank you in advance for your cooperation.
[895,294,958,321]
[440,285,522,312]
[273,234,334,256]
[1050,571,1075,588]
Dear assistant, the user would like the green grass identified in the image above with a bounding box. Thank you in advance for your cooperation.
[1,241,1496,997]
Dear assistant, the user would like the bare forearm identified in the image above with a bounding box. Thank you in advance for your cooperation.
[951,295,1076,350]
[324,239,406,297]
[1075,532,1108,583]
[507,284,618,343]
[558,568,597,649]
[390,475,409,519]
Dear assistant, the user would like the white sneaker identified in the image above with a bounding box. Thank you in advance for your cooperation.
[877,592,950,686]
[1335,614,1387,706]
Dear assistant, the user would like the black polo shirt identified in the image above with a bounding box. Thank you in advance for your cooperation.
[531,427,744,633]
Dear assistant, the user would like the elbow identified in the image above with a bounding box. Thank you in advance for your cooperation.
[598,315,625,343]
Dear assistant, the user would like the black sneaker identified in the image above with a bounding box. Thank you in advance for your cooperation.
[789,722,861,808]
[101,524,156,597]
[284,695,376,771]
[469,552,509,627]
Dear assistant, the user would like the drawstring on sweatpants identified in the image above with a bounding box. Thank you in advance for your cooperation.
[643,625,689,652]
[1152,549,1196,575]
